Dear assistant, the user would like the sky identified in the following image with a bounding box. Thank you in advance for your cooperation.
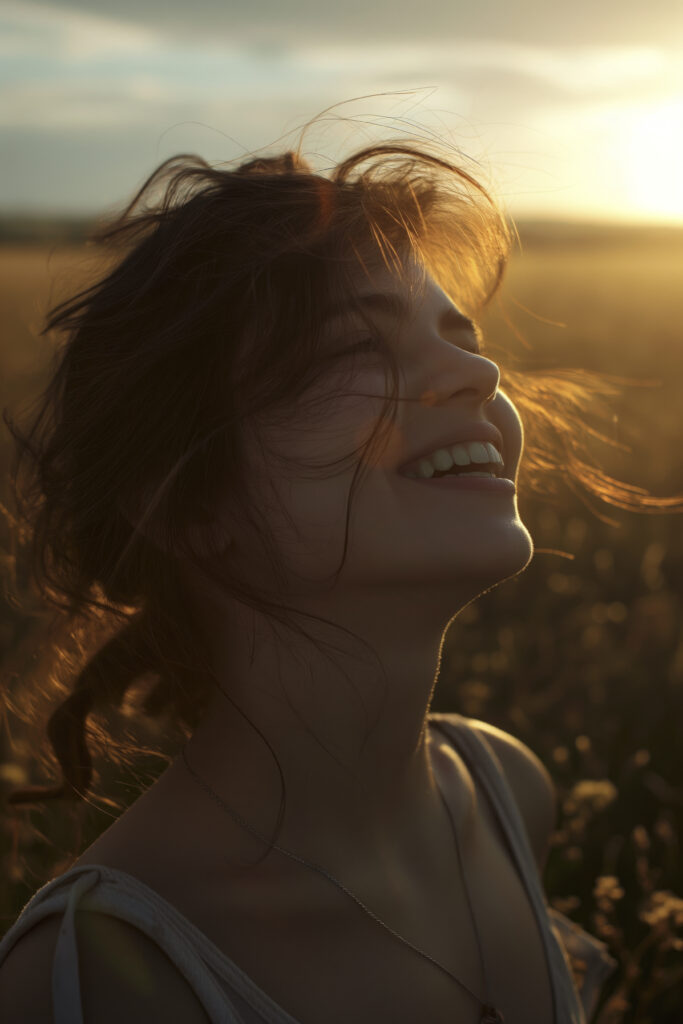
[2,0,683,224]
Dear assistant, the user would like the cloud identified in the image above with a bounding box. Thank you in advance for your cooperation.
[3,0,682,222]
[2,4,677,133]
[0,77,175,130]
[296,41,674,102]
[0,0,160,58]
[20,0,683,49]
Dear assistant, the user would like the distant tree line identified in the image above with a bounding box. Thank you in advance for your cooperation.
[0,216,95,245]
[1,214,682,249]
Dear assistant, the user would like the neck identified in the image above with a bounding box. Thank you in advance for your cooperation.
[172,596,476,888]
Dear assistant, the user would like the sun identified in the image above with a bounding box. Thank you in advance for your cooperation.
[619,98,683,223]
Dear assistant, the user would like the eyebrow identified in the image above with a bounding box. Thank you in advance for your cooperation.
[322,292,481,339]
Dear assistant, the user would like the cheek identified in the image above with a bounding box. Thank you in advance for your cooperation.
[256,434,361,570]
[275,374,390,476]
[253,373,391,568]
[261,473,354,588]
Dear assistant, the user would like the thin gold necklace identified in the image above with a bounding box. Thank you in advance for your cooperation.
[180,746,504,1022]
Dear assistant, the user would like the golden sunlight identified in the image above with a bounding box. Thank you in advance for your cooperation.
[619,97,683,222]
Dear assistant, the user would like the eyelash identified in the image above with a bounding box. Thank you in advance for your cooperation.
[352,337,379,352]
[331,335,483,360]
[325,337,379,361]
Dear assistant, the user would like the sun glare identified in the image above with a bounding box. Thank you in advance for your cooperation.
[619,98,683,222]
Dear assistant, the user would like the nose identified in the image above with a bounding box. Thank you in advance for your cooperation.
[418,348,500,408]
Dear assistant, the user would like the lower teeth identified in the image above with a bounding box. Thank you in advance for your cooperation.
[462,472,495,478]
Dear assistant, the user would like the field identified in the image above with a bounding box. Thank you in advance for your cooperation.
[1,222,682,1023]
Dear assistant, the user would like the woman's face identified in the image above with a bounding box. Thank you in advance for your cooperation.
[219,260,532,618]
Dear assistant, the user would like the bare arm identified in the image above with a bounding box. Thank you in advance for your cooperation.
[0,910,211,1023]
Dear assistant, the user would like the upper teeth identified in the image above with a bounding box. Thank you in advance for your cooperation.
[403,440,503,479]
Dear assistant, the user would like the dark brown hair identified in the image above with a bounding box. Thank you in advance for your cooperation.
[3,108,682,877]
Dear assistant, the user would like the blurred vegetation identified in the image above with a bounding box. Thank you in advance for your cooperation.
[0,218,682,1023]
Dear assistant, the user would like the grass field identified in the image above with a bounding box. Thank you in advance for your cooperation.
[1,222,682,1023]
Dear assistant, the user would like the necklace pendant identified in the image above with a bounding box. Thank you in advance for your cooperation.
[480,1006,504,1024]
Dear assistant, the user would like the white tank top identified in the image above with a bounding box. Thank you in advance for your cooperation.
[0,713,617,1023]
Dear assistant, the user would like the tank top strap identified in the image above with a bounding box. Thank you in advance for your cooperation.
[0,865,249,1024]
[428,712,587,1024]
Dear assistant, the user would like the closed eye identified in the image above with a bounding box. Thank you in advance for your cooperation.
[325,337,381,361]
[327,332,483,361]
[349,337,379,353]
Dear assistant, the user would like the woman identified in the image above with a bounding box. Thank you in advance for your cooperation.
[0,120,631,1023]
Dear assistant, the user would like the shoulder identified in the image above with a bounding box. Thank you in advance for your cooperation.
[438,713,557,873]
[470,717,557,872]
[0,908,210,1023]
